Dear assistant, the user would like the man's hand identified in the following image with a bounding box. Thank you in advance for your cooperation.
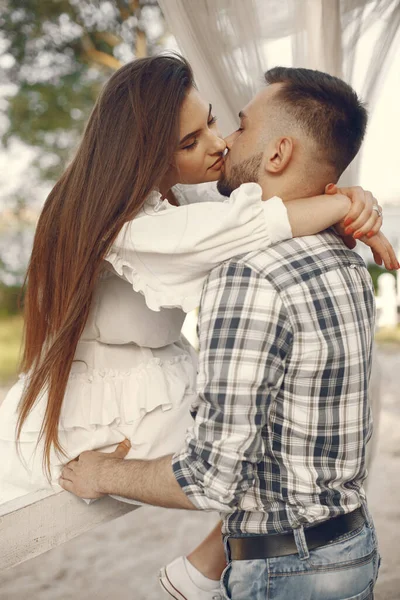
[326,184,399,270]
[59,439,131,499]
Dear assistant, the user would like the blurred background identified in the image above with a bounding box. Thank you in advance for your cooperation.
[0,1,399,599]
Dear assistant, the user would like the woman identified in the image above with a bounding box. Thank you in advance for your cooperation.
[0,54,389,598]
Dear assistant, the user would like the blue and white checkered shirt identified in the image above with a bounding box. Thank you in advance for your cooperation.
[173,231,376,535]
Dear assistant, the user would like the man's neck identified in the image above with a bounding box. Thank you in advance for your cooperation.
[258,178,326,203]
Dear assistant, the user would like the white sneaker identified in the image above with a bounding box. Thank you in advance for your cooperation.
[159,556,223,600]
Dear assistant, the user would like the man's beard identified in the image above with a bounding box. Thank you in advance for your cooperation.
[217,152,263,197]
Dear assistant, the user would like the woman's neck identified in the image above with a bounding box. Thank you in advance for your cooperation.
[159,173,175,198]
[159,176,179,205]
[164,189,179,206]
[159,183,170,199]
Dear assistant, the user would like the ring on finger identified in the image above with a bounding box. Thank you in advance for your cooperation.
[372,205,383,218]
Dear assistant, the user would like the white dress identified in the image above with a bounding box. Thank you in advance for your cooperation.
[0,182,292,505]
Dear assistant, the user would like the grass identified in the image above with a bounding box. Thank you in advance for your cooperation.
[0,314,23,385]
[375,325,400,345]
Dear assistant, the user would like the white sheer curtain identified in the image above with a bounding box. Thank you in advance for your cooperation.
[158,0,400,182]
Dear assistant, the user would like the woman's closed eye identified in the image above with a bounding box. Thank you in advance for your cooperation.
[182,138,199,151]
[182,115,218,151]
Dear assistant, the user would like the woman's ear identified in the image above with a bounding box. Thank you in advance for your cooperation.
[264,137,293,174]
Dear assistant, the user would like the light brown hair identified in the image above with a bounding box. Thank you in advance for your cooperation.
[18,54,194,476]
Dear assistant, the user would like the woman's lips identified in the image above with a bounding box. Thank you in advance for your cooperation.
[209,156,224,170]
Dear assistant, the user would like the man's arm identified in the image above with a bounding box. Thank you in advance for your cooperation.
[60,447,196,509]
[98,453,196,509]
[171,260,292,510]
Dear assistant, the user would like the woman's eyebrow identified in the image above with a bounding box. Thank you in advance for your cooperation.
[179,104,212,145]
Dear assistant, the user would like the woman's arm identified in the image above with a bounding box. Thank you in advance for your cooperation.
[286,184,383,239]
[285,193,350,237]
[106,182,393,312]
[107,183,292,311]
[287,184,398,270]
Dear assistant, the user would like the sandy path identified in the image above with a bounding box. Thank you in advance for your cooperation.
[0,345,399,600]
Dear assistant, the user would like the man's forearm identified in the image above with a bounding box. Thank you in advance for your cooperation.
[98,454,197,510]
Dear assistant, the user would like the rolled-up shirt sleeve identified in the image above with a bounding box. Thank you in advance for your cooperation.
[105,183,292,312]
[172,259,293,511]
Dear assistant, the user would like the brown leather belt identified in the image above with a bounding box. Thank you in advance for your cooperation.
[227,507,365,560]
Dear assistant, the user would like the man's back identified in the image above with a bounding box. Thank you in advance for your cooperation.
[227,231,375,532]
[174,231,375,536]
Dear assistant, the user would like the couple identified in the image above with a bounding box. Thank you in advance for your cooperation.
[0,54,395,599]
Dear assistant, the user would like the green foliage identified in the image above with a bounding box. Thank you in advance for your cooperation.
[0,283,24,316]
[367,263,397,293]
[1,0,167,180]
[0,0,168,280]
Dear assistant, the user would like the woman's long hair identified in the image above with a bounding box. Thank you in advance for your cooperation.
[17,54,194,477]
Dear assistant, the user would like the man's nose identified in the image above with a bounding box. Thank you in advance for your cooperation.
[224,130,240,149]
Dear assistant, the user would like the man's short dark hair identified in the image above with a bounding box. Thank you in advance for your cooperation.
[264,67,368,178]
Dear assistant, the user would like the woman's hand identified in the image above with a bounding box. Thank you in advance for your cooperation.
[325,184,383,239]
[326,184,399,270]
[359,231,399,271]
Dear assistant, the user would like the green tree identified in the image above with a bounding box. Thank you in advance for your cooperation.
[0,0,170,286]
[1,0,169,180]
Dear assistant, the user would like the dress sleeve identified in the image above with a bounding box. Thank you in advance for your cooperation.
[105,182,292,312]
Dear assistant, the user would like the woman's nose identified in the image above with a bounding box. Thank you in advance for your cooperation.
[208,128,227,154]
[214,134,227,153]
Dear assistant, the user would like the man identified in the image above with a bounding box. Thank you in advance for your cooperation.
[61,68,384,599]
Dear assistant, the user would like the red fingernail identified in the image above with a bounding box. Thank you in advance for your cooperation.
[366,231,374,238]
[344,218,353,227]
[353,232,362,240]
[344,227,354,236]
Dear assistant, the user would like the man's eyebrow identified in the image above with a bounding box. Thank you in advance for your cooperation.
[179,104,212,146]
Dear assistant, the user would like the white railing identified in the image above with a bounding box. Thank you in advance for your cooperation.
[0,489,138,571]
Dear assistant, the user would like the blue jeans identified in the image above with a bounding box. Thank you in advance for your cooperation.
[221,509,380,599]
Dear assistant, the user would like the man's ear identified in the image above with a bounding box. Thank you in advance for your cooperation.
[264,137,293,174]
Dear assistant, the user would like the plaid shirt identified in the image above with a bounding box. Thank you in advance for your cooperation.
[173,231,375,535]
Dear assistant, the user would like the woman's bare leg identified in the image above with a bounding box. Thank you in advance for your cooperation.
[186,521,226,580]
